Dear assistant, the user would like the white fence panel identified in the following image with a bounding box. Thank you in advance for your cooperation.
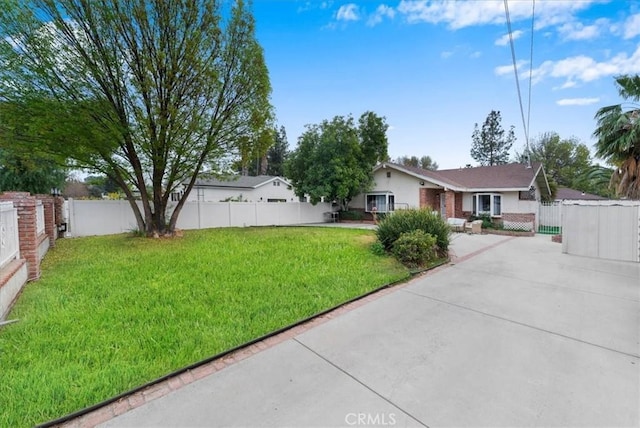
[562,200,640,263]
[36,201,45,236]
[68,200,332,236]
[0,202,20,269]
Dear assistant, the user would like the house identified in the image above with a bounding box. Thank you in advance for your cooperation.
[555,187,607,201]
[350,162,552,228]
[180,175,298,203]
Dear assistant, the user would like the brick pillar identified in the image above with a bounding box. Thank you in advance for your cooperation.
[445,190,455,219]
[54,196,65,236]
[36,195,56,247]
[0,192,40,280]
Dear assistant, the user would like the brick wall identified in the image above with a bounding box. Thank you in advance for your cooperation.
[420,188,439,211]
[35,195,56,247]
[454,192,464,218]
[502,212,535,223]
[445,191,455,219]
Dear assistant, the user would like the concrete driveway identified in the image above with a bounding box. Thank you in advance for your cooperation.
[95,234,639,427]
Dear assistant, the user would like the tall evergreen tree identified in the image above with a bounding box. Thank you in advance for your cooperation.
[471,110,516,166]
[266,126,289,177]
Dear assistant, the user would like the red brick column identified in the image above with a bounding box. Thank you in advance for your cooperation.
[445,190,455,219]
[420,188,439,210]
[0,192,40,280]
[36,195,56,247]
[54,196,65,236]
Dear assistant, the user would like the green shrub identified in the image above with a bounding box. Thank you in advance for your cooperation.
[339,210,364,221]
[470,214,493,229]
[391,230,437,268]
[370,241,386,256]
[376,209,450,255]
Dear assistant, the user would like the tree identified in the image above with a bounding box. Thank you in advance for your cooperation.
[0,148,66,194]
[471,110,516,166]
[515,132,592,187]
[0,0,272,236]
[266,126,289,176]
[593,74,640,199]
[84,174,120,198]
[396,155,438,170]
[285,112,388,210]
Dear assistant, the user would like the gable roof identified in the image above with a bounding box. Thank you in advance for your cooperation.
[376,162,550,195]
[192,175,290,189]
[555,187,607,200]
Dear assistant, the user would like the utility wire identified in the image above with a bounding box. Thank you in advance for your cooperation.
[527,0,536,145]
[504,0,535,167]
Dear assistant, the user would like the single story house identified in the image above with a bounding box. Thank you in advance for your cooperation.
[555,187,607,201]
[351,162,552,228]
[180,175,298,203]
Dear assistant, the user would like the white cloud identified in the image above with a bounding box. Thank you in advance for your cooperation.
[440,50,453,59]
[495,30,523,46]
[495,60,528,76]
[529,45,640,85]
[557,18,608,41]
[556,97,600,106]
[623,13,640,39]
[470,51,482,59]
[396,0,599,30]
[336,4,359,21]
[367,4,396,27]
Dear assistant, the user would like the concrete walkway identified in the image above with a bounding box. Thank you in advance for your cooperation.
[88,234,638,427]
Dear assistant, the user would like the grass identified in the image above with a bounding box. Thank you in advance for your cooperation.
[0,227,408,427]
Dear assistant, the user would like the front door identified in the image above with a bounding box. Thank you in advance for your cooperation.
[440,193,446,218]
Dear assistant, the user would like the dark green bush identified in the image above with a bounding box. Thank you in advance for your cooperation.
[376,209,450,255]
[391,230,437,268]
[339,210,364,221]
[470,214,493,229]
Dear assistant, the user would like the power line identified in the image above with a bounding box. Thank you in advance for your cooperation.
[503,0,535,167]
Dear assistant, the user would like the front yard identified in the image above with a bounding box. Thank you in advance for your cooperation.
[0,227,408,427]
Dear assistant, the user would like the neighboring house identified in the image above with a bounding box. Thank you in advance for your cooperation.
[180,175,298,203]
[555,187,607,201]
[351,162,552,227]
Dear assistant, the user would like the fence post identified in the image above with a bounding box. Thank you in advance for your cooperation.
[0,192,40,280]
[35,195,56,247]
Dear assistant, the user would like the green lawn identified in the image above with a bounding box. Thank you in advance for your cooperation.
[0,227,408,427]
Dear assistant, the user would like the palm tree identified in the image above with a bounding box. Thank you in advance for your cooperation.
[593,74,640,199]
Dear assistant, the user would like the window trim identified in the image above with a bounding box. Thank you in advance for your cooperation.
[473,193,502,217]
[365,193,395,213]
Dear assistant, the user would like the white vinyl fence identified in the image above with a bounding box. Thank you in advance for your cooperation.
[562,200,640,263]
[0,202,20,269]
[65,199,333,237]
[36,201,45,236]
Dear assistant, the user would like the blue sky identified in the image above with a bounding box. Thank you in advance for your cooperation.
[251,0,640,169]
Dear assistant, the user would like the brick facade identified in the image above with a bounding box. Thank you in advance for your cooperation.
[501,212,536,223]
[419,188,439,211]
[444,191,455,219]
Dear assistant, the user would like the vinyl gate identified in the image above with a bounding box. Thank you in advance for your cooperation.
[538,201,561,234]
[562,200,640,263]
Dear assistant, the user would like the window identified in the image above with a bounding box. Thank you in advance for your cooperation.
[473,193,502,217]
[273,181,280,186]
[267,198,287,203]
[170,192,182,202]
[365,193,394,213]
